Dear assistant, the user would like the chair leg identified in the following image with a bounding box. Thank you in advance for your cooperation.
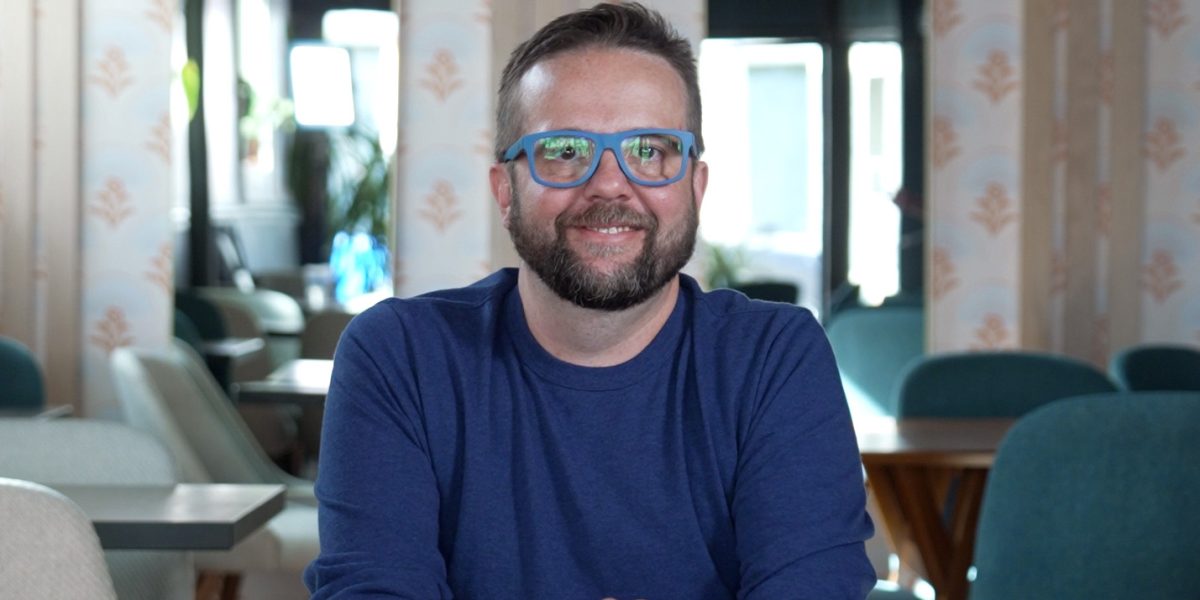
[195,572,224,600]
[195,571,242,600]
[220,573,242,600]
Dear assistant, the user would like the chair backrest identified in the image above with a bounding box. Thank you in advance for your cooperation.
[970,392,1200,599]
[894,351,1116,418]
[300,310,355,359]
[731,280,800,304]
[0,419,193,600]
[0,418,176,485]
[173,308,205,353]
[1108,344,1200,392]
[0,477,118,600]
[198,287,305,369]
[826,306,925,416]
[0,335,45,409]
[198,286,306,336]
[175,291,229,341]
[111,340,288,486]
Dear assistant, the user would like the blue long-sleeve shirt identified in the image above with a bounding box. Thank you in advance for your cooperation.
[305,269,875,599]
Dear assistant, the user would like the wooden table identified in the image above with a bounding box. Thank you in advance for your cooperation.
[234,359,332,405]
[858,418,1015,600]
[52,483,285,550]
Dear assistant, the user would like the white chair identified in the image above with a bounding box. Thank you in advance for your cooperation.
[197,286,306,365]
[111,341,317,598]
[0,477,118,599]
[112,340,314,501]
[0,419,193,600]
[194,291,304,467]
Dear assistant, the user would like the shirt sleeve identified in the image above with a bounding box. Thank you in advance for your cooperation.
[733,312,877,599]
[303,304,452,599]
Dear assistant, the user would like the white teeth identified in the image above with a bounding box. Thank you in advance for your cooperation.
[590,226,632,234]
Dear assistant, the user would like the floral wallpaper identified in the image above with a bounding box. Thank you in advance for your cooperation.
[930,0,1200,357]
[928,0,1023,352]
[394,1,495,296]
[0,0,173,416]
[1142,0,1200,346]
[80,0,175,416]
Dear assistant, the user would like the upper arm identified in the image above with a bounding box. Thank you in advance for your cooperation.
[304,307,452,599]
[733,314,876,599]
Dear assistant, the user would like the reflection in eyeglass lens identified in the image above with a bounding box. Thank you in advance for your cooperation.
[537,136,593,161]
[535,136,594,181]
[622,134,683,179]
[532,133,685,183]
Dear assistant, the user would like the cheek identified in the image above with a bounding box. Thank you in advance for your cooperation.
[521,188,578,221]
[649,191,694,225]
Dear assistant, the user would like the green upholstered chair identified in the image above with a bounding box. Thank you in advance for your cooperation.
[731,280,800,304]
[826,306,924,416]
[174,291,229,341]
[0,335,45,410]
[1108,344,1200,392]
[894,351,1117,418]
[172,309,205,353]
[970,392,1200,599]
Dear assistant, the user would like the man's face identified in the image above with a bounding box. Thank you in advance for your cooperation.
[491,47,709,310]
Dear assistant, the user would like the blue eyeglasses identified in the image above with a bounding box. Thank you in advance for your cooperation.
[502,128,697,188]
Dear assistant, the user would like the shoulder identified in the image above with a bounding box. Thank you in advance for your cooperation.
[342,269,516,346]
[682,275,823,343]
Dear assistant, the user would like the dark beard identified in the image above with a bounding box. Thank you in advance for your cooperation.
[508,191,698,311]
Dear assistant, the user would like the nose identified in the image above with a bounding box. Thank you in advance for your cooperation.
[583,148,633,199]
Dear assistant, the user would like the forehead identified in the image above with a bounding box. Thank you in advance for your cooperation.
[516,47,688,134]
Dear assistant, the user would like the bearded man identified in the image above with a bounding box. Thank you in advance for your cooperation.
[305,3,875,598]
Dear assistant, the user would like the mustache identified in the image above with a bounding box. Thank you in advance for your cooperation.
[557,202,657,231]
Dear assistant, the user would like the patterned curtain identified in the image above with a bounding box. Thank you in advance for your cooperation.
[929,0,1200,361]
[0,0,174,416]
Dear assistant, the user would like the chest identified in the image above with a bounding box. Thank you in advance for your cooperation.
[436,375,740,599]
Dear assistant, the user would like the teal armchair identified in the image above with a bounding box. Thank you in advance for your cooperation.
[826,306,924,416]
[1108,344,1200,392]
[0,335,45,410]
[971,392,1200,599]
[894,351,1116,418]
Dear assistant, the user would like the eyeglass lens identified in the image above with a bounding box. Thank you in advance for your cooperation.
[532,133,685,184]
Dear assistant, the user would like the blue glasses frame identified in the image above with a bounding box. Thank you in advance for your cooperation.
[502,128,697,188]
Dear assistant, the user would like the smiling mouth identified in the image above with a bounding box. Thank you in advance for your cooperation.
[586,225,637,234]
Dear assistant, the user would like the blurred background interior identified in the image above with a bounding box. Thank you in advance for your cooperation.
[5,1,1200,598]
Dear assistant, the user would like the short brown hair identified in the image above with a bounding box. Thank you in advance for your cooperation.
[494,2,703,162]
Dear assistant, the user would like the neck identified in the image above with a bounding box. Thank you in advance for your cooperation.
[517,267,680,367]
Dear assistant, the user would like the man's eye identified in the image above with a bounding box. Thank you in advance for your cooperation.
[628,139,664,162]
[541,138,589,160]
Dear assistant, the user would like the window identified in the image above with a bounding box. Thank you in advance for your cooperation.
[847,41,903,305]
[699,39,825,311]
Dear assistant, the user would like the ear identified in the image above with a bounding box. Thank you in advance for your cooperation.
[490,163,515,229]
[690,160,708,212]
